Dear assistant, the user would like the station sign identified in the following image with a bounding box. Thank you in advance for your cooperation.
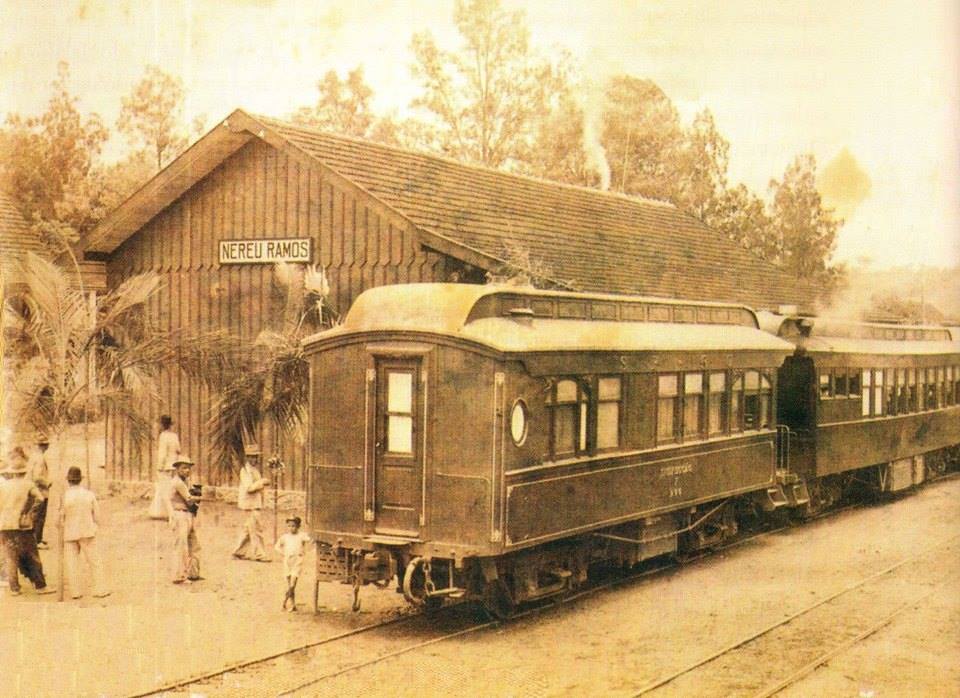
[218,238,312,265]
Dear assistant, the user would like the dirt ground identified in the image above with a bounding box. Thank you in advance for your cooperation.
[0,427,408,698]
[2,427,958,697]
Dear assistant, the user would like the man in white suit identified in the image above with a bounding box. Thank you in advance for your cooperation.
[231,445,270,562]
[61,466,110,599]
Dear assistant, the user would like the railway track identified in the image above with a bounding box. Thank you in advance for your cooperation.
[632,532,960,697]
[137,475,958,697]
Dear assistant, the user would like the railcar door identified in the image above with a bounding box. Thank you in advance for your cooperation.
[373,359,423,536]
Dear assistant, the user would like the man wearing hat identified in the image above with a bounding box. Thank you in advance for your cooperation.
[0,448,55,596]
[61,466,109,599]
[167,456,201,583]
[231,445,270,562]
[28,437,52,548]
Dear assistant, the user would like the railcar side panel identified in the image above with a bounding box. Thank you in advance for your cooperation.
[504,434,776,547]
[427,346,500,547]
[814,406,960,477]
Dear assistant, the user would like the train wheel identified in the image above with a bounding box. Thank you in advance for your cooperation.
[482,578,516,620]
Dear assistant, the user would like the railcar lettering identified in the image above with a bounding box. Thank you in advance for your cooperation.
[218,237,312,264]
[660,462,694,478]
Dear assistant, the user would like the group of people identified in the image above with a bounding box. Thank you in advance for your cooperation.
[0,440,108,599]
[2,414,311,611]
[148,416,312,610]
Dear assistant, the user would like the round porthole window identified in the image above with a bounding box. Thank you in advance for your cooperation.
[510,399,528,446]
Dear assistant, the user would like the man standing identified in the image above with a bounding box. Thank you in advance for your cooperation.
[167,456,200,584]
[0,449,55,596]
[29,437,51,548]
[149,415,181,520]
[232,445,270,562]
[61,466,110,599]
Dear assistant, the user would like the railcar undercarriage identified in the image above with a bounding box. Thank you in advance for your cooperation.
[314,444,959,617]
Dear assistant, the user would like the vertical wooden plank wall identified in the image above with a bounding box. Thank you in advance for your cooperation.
[105,140,454,489]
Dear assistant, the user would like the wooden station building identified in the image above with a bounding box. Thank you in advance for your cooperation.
[82,108,816,489]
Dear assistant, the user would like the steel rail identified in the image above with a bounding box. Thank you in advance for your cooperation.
[629,532,960,697]
[752,575,956,698]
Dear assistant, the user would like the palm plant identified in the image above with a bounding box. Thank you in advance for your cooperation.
[3,252,233,448]
[208,262,333,476]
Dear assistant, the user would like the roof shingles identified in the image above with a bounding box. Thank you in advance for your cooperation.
[257,115,816,312]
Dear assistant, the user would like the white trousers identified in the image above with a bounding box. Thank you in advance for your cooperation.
[65,537,106,598]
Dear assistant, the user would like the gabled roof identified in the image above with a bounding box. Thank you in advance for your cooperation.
[84,108,817,312]
[0,189,44,281]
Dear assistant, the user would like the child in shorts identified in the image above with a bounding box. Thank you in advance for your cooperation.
[274,516,310,611]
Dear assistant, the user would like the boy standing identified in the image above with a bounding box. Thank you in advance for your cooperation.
[274,516,310,611]
[61,467,110,599]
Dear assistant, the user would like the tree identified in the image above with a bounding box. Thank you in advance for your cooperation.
[4,253,232,446]
[705,183,779,260]
[768,154,843,285]
[209,264,333,474]
[293,67,376,138]
[409,0,565,168]
[674,109,730,220]
[600,76,685,200]
[117,65,192,171]
[526,92,601,188]
[0,62,109,249]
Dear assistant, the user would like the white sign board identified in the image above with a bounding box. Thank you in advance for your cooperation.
[218,238,312,265]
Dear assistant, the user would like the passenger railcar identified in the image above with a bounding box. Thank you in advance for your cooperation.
[303,284,797,614]
[761,314,960,512]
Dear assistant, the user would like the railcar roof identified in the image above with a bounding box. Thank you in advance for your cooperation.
[460,318,794,353]
[305,283,792,354]
[800,337,960,356]
[757,311,960,356]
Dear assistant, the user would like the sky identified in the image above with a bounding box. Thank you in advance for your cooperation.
[1,0,958,270]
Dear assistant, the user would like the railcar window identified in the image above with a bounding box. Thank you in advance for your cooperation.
[708,371,727,435]
[657,374,679,443]
[926,368,936,408]
[884,369,896,415]
[683,373,704,439]
[551,379,582,458]
[861,370,871,416]
[834,371,848,397]
[849,370,861,397]
[938,367,946,407]
[918,370,926,410]
[873,369,884,416]
[386,371,414,454]
[730,372,743,432]
[896,368,908,414]
[743,371,759,428]
[818,372,832,399]
[597,377,622,450]
[907,369,917,412]
[510,400,528,446]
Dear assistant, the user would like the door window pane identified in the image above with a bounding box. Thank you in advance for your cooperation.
[388,372,413,412]
[387,415,413,453]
